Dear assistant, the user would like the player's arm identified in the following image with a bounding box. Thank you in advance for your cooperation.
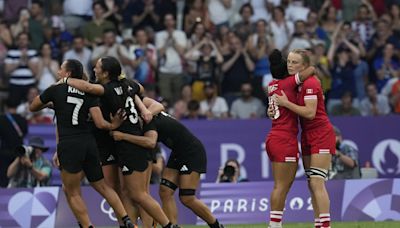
[142,96,165,116]
[64,77,105,96]
[89,107,124,130]
[135,95,153,123]
[111,130,158,149]
[298,66,316,83]
[274,91,317,120]
[30,86,53,112]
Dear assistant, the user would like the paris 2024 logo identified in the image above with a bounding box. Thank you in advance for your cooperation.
[372,139,400,176]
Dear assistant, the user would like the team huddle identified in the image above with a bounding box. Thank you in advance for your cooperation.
[28,48,334,228]
[29,56,223,228]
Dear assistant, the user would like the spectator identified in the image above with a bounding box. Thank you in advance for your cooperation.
[215,24,231,56]
[82,1,115,46]
[247,19,273,104]
[155,13,187,103]
[351,48,369,102]
[330,91,361,116]
[185,38,223,101]
[285,0,310,22]
[10,8,30,39]
[63,35,92,73]
[221,35,254,105]
[4,32,38,107]
[127,29,157,86]
[351,1,377,45]
[0,101,28,187]
[3,0,29,23]
[184,0,211,34]
[62,0,93,33]
[0,20,13,50]
[216,159,248,183]
[91,29,131,69]
[16,87,54,124]
[132,0,161,31]
[330,126,361,179]
[208,0,236,28]
[306,10,329,44]
[230,82,264,119]
[285,20,316,53]
[367,19,400,62]
[372,43,400,94]
[242,0,272,22]
[182,100,207,120]
[270,6,294,51]
[186,22,208,77]
[318,0,339,37]
[36,43,59,92]
[389,4,400,33]
[360,83,391,116]
[48,15,74,62]
[312,42,331,95]
[28,0,48,50]
[200,81,229,119]
[170,84,193,119]
[7,137,52,187]
[102,0,123,33]
[233,3,255,42]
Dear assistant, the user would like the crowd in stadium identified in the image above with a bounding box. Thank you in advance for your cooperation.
[0,0,399,122]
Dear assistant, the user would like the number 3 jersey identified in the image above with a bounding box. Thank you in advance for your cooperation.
[267,74,300,136]
[40,84,98,139]
[100,80,142,135]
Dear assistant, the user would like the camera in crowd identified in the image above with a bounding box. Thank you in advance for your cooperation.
[220,165,236,183]
[15,145,34,158]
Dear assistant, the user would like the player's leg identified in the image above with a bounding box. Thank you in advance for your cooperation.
[123,162,173,227]
[159,158,180,224]
[309,154,332,228]
[303,154,321,228]
[178,171,223,228]
[269,162,297,228]
[61,170,92,227]
[119,171,140,225]
[137,162,154,228]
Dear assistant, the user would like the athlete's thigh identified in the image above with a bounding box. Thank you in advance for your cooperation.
[310,154,332,170]
[272,162,298,183]
[179,171,201,190]
[162,167,179,185]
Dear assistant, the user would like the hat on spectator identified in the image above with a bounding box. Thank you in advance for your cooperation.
[28,137,49,152]
[333,126,342,136]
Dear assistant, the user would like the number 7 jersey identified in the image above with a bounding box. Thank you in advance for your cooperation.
[40,84,98,139]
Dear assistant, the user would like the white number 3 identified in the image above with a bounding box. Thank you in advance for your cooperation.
[125,96,138,124]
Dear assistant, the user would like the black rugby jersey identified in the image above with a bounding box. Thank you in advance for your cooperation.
[40,84,97,139]
[100,80,142,135]
[144,111,199,150]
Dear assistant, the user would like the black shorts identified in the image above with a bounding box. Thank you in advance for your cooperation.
[58,134,103,182]
[96,134,118,166]
[117,141,152,175]
[166,140,207,174]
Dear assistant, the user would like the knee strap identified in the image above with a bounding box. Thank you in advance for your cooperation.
[160,178,178,191]
[308,167,328,180]
[179,188,196,196]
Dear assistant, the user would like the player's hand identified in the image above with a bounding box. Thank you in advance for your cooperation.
[110,131,124,141]
[274,91,289,107]
[52,151,60,168]
[267,105,275,119]
[141,109,153,123]
[110,109,125,129]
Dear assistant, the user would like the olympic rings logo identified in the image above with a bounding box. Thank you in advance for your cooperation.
[100,199,117,221]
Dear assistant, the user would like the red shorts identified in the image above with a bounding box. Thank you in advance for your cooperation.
[301,126,336,156]
[265,133,299,163]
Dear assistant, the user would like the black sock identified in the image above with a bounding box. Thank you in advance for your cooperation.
[88,226,94,228]
[208,219,220,228]
[163,222,173,228]
[120,226,126,228]
[78,222,83,228]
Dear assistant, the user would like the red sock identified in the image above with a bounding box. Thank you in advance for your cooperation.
[270,210,283,223]
[320,213,330,228]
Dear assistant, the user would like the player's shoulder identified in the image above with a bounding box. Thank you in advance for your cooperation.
[303,76,320,87]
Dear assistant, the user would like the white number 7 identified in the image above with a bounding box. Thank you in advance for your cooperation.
[67,96,84,125]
